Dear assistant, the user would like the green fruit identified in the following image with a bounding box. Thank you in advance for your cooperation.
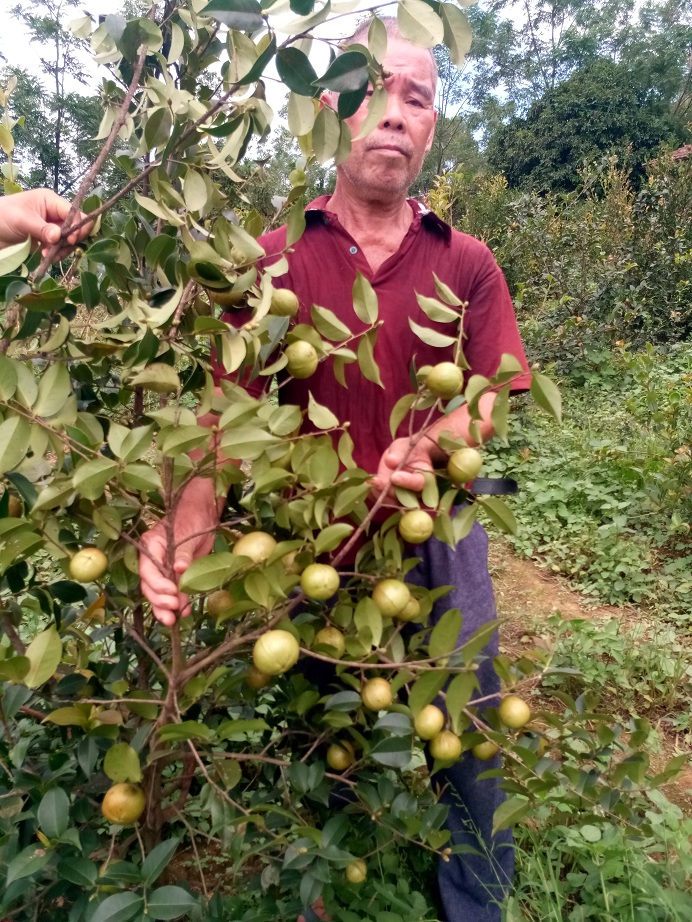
[429,730,462,762]
[269,288,299,317]
[498,695,531,729]
[246,665,272,688]
[397,595,421,622]
[472,740,500,761]
[101,783,146,825]
[285,340,318,379]
[314,626,346,658]
[252,630,300,675]
[446,447,483,485]
[327,741,354,771]
[206,589,234,617]
[300,563,340,600]
[398,509,434,544]
[426,362,463,399]
[372,578,411,618]
[414,704,445,740]
[346,858,367,884]
[361,677,393,711]
[234,531,277,564]
[69,547,108,582]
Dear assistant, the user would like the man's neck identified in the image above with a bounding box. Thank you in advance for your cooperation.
[326,182,414,272]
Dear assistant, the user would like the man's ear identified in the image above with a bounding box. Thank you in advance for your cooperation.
[424,110,438,153]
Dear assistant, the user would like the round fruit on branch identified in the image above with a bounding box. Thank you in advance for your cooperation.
[398,509,434,544]
[372,578,411,618]
[252,630,300,676]
[413,704,445,740]
[429,730,463,762]
[285,340,318,379]
[233,531,277,564]
[426,362,463,400]
[101,783,146,826]
[446,447,483,485]
[345,859,367,884]
[69,547,108,582]
[498,695,531,729]
[326,740,355,771]
[361,677,393,711]
[300,563,340,600]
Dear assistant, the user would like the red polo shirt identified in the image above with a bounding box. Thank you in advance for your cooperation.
[215,197,530,476]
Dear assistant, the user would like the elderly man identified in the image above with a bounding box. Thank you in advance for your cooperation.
[141,21,530,922]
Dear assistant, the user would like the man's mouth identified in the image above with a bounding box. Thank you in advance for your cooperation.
[368,143,409,156]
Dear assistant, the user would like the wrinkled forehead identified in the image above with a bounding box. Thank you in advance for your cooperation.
[380,40,437,100]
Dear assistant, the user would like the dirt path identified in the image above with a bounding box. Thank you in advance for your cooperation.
[489,539,692,811]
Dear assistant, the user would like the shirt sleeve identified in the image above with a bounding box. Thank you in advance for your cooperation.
[461,242,532,393]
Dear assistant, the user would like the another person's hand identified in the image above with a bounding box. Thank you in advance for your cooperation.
[371,435,437,502]
[0,188,93,261]
[140,499,218,626]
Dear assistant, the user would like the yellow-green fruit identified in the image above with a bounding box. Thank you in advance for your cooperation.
[206,589,234,617]
[498,695,531,730]
[472,740,500,761]
[206,286,246,308]
[246,665,272,689]
[361,677,393,711]
[285,340,318,379]
[372,578,411,618]
[398,509,434,544]
[414,704,446,740]
[314,626,346,658]
[426,362,463,400]
[447,447,483,485]
[429,730,463,762]
[300,563,340,600]
[252,630,300,675]
[397,595,421,622]
[345,858,367,884]
[234,531,277,564]
[69,547,108,583]
[327,741,355,771]
[269,288,299,317]
[101,783,146,825]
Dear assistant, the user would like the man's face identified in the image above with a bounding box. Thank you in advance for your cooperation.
[333,38,437,202]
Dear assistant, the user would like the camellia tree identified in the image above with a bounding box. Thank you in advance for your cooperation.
[0,2,684,921]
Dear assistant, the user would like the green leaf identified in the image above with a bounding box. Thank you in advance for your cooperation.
[183,170,208,213]
[311,107,340,163]
[398,0,445,47]
[0,656,30,683]
[354,596,382,648]
[276,47,319,96]
[440,3,473,67]
[357,329,383,387]
[459,619,499,665]
[429,609,462,660]
[0,354,18,400]
[0,415,31,473]
[141,838,181,888]
[492,796,530,834]
[333,482,370,519]
[286,196,306,247]
[73,458,118,500]
[179,552,239,593]
[204,0,264,32]
[37,787,70,839]
[158,722,213,743]
[0,237,31,277]
[476,497,517,535]
[370,736,412,768]
[313,51,368,93]
[104,743,143,783]
[311,304,351,342]
[288,91,316,136]
[352,272,378,324]
[389,393,417,440]
[531,371,562,423]
[216,718,270,738]
[433,273,463,307]
[130,364,181,394]
[43,705,90,727]
[409,670,448,715]
[119,18,163,60]
[314,523,353,555]
[5,844,51,887]
[33,362,72,418]
[147,887,199,919]
[56,856,98,888]
[91,892,144,922]
[307,392,339,430]
[445,672,478,734]
[416,293,459,323]
[24,625,62,688]
[408,318,457,348]
[353,86,387,141]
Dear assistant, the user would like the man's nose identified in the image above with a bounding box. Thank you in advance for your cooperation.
[379,94,405,131]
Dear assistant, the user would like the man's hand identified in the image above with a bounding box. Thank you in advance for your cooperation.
[371,435,436,501]
[0,189,93,261]
[140,482,220,626]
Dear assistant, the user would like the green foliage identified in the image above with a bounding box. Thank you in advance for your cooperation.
[486,58,686,192]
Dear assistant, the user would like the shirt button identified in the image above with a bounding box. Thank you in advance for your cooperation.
[349,246,358,255]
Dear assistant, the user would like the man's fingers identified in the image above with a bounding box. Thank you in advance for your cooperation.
[391,470,426,491]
